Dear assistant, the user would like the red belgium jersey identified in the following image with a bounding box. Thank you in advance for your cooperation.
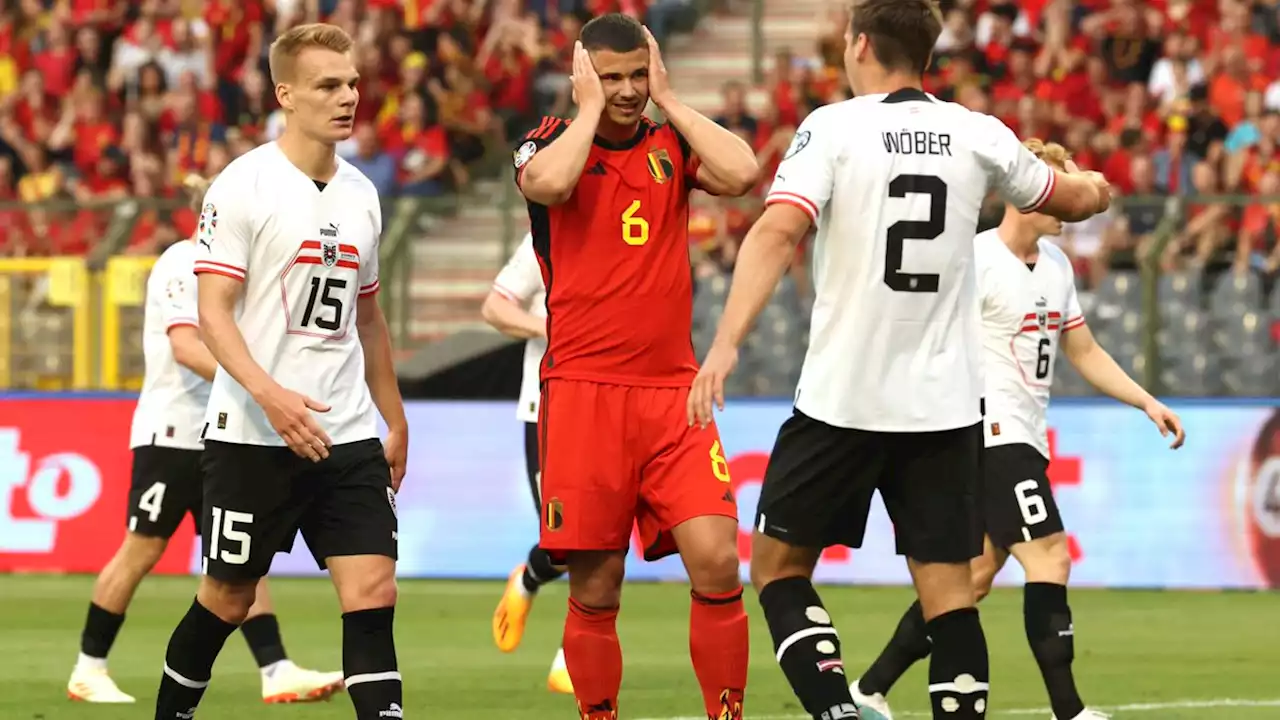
[514,116,703,387]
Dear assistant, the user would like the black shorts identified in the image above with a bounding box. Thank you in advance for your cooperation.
[523,420,541,514]
[755,410,983,564]
[128,446,204,538]
[982,443,1065,550]
[200,438,397,582]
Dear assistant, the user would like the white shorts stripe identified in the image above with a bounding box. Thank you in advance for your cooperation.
[163,663,209,689]
[774,626,838,663]
[345,671,402,687]
[928,680,991,694]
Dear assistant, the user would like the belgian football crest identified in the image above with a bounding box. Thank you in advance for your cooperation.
[321,240,339,268]
[544,497,564,531]
[647,148,674,184]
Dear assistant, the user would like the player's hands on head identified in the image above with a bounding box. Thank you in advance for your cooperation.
[688,342,739,428]
[261,386,333,462]
[570,41,606,113]
[642,27,674,109]
[384,427,408,492]
[1144,398,1186,449]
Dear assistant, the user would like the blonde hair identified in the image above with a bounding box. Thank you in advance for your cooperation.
[1022,138,1071,172]
[182,173,212,212]
[268,23,354,85]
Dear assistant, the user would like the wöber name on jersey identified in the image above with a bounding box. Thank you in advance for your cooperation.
[881,130,953,157]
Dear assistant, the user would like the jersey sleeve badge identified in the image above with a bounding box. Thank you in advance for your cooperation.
[197,203,217,250]
[513,141,537,169]
[784,130,811,160]
[165,277,185,300]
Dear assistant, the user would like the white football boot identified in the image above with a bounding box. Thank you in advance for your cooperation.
[67,656,136,703]
[849,677,893,720]
[261,660,345,703]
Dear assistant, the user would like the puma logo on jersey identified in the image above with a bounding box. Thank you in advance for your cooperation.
[320,223,340,238]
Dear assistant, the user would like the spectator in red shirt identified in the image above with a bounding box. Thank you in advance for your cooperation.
[34,21,79,97]
[432,62,491,171]
[70,89,118,175]
[393,92,450,196]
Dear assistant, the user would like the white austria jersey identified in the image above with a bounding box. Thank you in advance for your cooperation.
[766,89,1057,432]
[193,142,383,446]
[129,240,210,450]
[974,229,1084,458]
[492,233,546,423]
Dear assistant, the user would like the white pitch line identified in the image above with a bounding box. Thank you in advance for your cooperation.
[637,697,1280,720]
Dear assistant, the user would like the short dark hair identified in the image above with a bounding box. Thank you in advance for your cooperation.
[580,13,646,53]
[850,0,943,75]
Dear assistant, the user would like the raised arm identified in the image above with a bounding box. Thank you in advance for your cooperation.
[688,114,834,426]
[644,29,758,196]
[514,43,604,206]
[979,114,1110,223]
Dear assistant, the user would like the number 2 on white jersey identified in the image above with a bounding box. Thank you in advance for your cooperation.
[884,174,947,293]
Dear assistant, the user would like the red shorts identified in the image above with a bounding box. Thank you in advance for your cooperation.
[538,379,738,561]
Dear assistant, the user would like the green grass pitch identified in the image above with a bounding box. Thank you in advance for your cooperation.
[3,575,1277,719]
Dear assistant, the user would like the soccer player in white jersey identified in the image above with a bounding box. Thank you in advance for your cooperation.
[151,24,409,720]
[688,2,1113,719]
[480,232,574,695]
[67,176,344,707]
[849,141,1185,720]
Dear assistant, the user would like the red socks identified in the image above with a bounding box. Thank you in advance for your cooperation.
[564,598,622,719]
[690,587,749,719]
[564,588,748,720]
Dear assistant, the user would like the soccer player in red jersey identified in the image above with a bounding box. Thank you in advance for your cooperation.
[510,13,759,720]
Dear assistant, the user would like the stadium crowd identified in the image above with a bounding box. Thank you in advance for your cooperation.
[0,0,700,255]
[694,0,1280,294]
[0,0,1279,292]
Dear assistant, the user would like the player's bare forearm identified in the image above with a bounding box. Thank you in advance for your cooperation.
[712,204,808,348]
[518,108,602,206]
[658,97,758,196]
[1038,171,1106,223]
[197,274,281,401]
[356,295,408,433]
[481,292,545,340]
[168,325,217,382]
[1062,324,1153,409]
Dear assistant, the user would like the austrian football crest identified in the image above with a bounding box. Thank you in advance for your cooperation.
[321,240,339,267]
